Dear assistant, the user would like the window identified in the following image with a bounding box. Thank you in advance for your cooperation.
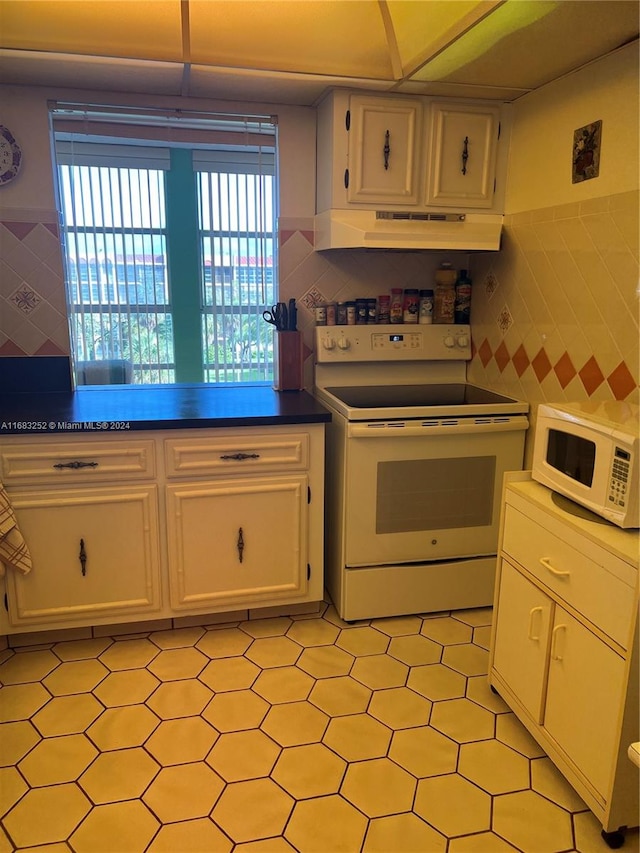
[50,104,278,386]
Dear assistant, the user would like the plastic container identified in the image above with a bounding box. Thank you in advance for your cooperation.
[355,298,368,325]
[418,289,434,324]
[377,294,391,324]
[434,264,456,324]
[389,289,403,324]
[366,298,377,324]
[454,270,472,324]
[336,302,348,325]
[403,289,419,323]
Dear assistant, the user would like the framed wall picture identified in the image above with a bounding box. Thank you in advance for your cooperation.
[572,120,602,183]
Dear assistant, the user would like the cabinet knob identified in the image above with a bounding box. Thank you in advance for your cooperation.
[54,460,99,470]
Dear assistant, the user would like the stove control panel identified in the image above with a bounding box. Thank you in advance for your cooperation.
[315,324,471,362]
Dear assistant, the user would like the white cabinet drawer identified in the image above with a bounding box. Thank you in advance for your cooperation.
[164,433,309,478]
[502,505,635,648]
[0,439,155,484]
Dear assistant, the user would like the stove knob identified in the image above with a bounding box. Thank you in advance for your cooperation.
[337,337,350,350]
[444,335,456,348]
[322,337,336,350]
[457,335,469,347]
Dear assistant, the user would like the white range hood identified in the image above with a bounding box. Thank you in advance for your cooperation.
[314,209,503,252]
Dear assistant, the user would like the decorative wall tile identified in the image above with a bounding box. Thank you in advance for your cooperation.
[10,284,42,315]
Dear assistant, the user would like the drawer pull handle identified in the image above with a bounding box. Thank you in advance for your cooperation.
[551,624,566,661]
[79,538,87,576]
[237,527,244,563]
[220,453,260,461]
[54,461,99,470]
[528,606,543,641]
[539,557,570,578]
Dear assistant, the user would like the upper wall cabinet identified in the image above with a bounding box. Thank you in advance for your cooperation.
[316,90,508,215]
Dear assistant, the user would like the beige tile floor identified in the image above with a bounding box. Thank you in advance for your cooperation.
[0,602,637,853]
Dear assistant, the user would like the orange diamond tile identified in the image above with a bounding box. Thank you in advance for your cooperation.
[554,352,577,389]
[578,356,605,396]
[531,348,552,382]
[607,361,637,401]
[494,342,510,373]
[512,345,530,378]
[478,339,493,368]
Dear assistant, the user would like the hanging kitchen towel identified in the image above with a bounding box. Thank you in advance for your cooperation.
[0,481,32,576]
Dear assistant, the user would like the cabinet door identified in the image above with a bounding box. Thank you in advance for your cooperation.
[347,96,421,205]
[5,486,161,625]
[427,102,500,208]
[166,475,308,609]
[544,606,626,798]
[492,560,552,723]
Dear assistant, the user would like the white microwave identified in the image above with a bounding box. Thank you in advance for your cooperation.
[532,402,639,529]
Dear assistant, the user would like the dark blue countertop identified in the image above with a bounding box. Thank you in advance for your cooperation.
[0,385,331,435]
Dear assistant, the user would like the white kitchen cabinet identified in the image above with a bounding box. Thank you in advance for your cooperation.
[316,88,507,214]
[489,473,639,847]
[426,101,501,208]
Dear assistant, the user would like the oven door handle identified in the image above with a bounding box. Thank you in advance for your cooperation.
[347,416,529,438]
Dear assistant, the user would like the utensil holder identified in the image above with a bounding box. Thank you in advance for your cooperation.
[273,331,304,391]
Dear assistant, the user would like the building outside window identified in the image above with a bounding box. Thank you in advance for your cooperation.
[49,104,279,386]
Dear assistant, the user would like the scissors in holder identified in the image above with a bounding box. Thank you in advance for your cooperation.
[263,303,288,330]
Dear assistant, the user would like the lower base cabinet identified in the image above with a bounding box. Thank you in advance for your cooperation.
[490,474,639,844]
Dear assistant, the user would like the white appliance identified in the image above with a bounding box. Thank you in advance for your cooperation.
[314,324,529,621]
[532,401,640,529]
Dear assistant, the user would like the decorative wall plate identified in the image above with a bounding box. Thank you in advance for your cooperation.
[0,125,22,185]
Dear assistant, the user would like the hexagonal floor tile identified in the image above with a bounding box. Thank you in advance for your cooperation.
[495,712,547,759]
[387,634,442,666]
[32,693,103,736]
[286,618,339,647]
[272,742,346,798]
[0,720,40,765]
[147,647,208,680]
[234,839,296,853]
[364,812,447,853]
[92,669,160,707]
[370,615,423,637]
[261,700,329,746]
[296,645,354,678]
[0,649,60,684]
[323,713,391,761]
[408,663,469,702]
[430,698,495,743]
[442,643,490,676]
[206,729,280,782]
[43,660,108,695]
[145,679,212,720]
[493,789,574,851]
[53,637,113,661]
[414,774,491,836]
[308,675,371,717]
[351,654,408,690]
[335,626,389,656]
[285,794,367,853]
[244,636,301,668]
[146,717,218,766]
[196,627,252,658]
[466,675,510,713]
[3,784,91,848]
[420,616,473,645]
[18,734,97,786]
[389,726,458,778]
[459,740,530,794]
[199,656,260,692]
[70,800,159,853]
[240,617,292,637]
[79,747,160,804]
[473,625,492,650]
[87,705,160,750]
[213,778,294,844]
[448,831,519,851]
[531,756,587,811]
[149,626,205,649]
[0,766,28,817]
[202,689,269,732]
[251,666,313,703]
[98,638,159,671]
[143,762,225,822]
[342,757,416,817]
[0,683,51,722]
[368,687,432,729]
[147,817,232,853]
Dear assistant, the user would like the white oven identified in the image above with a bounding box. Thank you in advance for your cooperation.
[314,325,529,621]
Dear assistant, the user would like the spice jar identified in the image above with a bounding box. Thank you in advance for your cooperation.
[355,298,368,325]
[434,264,456,324]
[403,289,419,323]
[418,289,434,324]
[454,270,472,324]
[377,294,391,324]
[389,288,403,323]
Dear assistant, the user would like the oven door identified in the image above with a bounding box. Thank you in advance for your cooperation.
[343,417,528,567]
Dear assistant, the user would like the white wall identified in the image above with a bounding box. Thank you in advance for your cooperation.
[505,43,639,212]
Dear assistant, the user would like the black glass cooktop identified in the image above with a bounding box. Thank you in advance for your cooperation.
[325,383,518,409]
